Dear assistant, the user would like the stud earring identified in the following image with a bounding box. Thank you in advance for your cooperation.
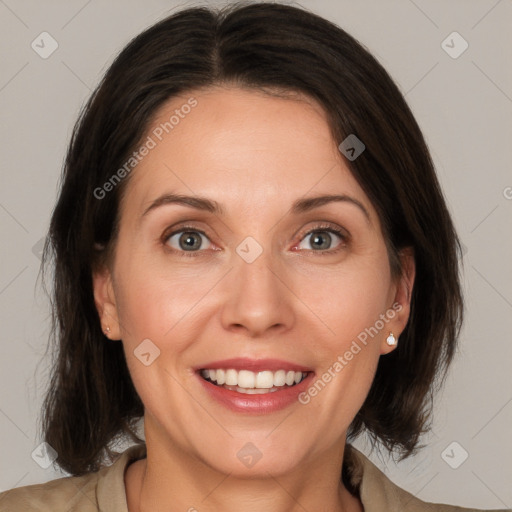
[386,332,397,346]
[104,326,111,336]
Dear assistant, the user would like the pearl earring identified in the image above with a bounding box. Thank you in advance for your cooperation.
[104,326,111,336]
[386,332,397,346]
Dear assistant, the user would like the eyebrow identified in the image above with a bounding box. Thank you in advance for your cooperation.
[141,193,370,221]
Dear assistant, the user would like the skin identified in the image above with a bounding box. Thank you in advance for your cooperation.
[93,86,415,512]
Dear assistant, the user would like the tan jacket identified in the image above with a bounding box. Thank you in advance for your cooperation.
[0,444,509,511]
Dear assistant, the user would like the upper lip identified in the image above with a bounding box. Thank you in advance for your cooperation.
[194,358,313,373]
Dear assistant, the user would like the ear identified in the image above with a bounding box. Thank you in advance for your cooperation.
[92,266,121,340]
[380,247,416,354]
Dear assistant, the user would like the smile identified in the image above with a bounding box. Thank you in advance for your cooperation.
[200,368,308,394]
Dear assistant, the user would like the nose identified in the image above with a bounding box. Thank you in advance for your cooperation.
[220,246,295,338]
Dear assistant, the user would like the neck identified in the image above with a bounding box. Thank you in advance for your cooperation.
[125,425,363,512]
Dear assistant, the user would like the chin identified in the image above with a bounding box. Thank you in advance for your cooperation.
[194,435,310,478]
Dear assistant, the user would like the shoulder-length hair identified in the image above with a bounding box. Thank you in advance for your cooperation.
[40,1,463,476]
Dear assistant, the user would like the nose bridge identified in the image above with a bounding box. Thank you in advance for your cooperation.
[236,239,277,291]
[220,236,294,335]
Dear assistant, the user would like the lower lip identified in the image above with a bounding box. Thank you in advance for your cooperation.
[196,372,315,413]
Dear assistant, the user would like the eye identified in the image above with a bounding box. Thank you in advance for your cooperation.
[165,228,213,253]
[162,224,348,256]
[296,225,347,253]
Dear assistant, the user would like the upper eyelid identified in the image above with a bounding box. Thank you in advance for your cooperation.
[297,222,349,238]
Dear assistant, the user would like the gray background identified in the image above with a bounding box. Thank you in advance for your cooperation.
[0,0,511,508]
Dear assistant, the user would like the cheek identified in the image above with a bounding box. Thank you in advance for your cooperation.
[298,254,393,348]
[112,250,207,420]
[113,246,219,344]
[295,255,392,421]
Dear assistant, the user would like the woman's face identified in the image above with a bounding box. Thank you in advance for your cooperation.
[94,86,413,477]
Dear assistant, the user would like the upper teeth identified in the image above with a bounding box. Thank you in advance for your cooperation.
[200,369,306,388]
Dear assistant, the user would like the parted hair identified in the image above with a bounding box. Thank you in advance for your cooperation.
[40,1,463,477]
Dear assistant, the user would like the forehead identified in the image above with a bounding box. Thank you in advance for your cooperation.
[120,86,374,222]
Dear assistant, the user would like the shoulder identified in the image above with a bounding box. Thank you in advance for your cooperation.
[345,444,511,512]
[0,444,146,512]
[0,471,102,511]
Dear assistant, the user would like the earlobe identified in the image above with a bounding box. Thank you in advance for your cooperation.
[381,247,416,354]
[92,267,121,340]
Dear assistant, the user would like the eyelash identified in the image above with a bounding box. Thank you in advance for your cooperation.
[162,223,349,258]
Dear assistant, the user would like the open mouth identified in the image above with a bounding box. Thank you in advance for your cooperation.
[199,368,310,395]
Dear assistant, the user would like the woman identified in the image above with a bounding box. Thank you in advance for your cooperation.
[0,2,508,511]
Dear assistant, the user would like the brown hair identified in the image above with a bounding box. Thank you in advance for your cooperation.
[40,1,463,477]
